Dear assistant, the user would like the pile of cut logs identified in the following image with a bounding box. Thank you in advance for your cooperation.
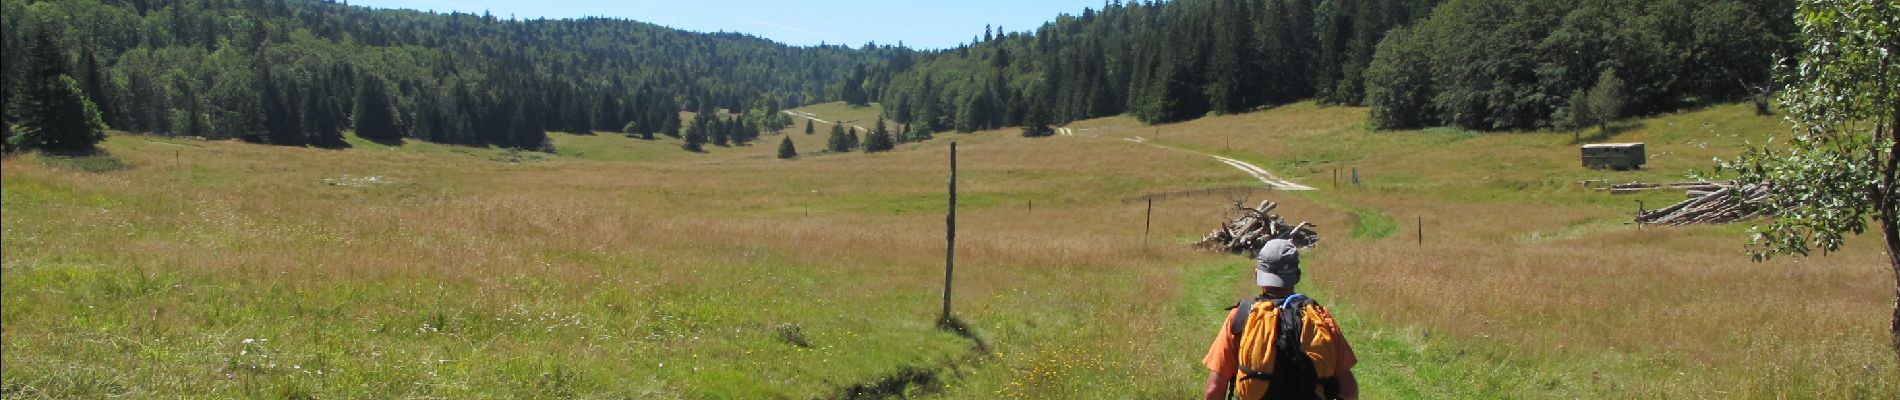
[1635,184,1774,225]
[1196,200,1320,254]
[1604,181,1731,195]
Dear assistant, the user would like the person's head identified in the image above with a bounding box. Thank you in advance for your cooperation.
[1255,239,1301,295]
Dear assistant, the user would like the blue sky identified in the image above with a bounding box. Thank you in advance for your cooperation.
[345,0,1111,50]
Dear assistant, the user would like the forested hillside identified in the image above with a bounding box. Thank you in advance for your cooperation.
[881,0,1795,132]
[1,0,1800,154]
[0,0,907,150]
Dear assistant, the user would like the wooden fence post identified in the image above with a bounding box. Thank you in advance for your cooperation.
[1144,198,1154,246]
[942,142,957,321]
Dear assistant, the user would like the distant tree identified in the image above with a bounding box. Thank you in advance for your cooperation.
[1022,96,1054,137]
[1723,0,1900,358]
[661,109,681,138]
[777,136,797,159]
[826,123,850,152]
[353,77,402,145]
[907,123,934,142]
[864,116,895,152]
[78,51,117,129]
[11,29,106,153]
[1556,68,1627,143]
[1583,69,1626,134]
[804,118,815,134]
[846,129,860,150]
[709,116,729,146]
[842,64,869,106]
[1365,25,1435,130]
[14,76,107,153]
[731,116,756,145]
[682,126,706,152]
[623,120,653,140]
[302,77,342,147]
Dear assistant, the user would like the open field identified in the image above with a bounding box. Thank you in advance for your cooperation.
[3,102,1896,398]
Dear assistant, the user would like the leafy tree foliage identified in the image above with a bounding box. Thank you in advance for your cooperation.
[905,122,934,143]
[1365,26,1433,130]
[1363,0,1793,131]
[1582,69,1626,133]
[1554,68,1627,140]
[1722,0,1899,356]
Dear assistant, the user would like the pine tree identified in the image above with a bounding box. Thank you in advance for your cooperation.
[682,121,706,152]
[660,103,681,138]
[864,116,895,152]
[300,78,337,147]
[78,51,116,129]
[710,116,729,146]
[15,76,107,153]
[623,120,654,140]
[776,136,797,159]
[1022,94,1054,138]
[826,123,849,152]
[353,77,401,145]
[842,64,869,106]
[804,118,814,134]
[12,29,106,153]
[562,91,592,134]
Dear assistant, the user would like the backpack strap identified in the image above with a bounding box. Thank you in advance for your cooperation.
[1226,297,1256,400]
[1229,297,1258,337]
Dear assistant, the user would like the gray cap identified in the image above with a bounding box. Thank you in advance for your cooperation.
[1255,239,1301,288]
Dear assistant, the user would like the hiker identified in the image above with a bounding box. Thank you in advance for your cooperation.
[1202,239,1358,400]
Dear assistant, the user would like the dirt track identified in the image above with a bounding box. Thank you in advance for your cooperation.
[1124,136,1315,191]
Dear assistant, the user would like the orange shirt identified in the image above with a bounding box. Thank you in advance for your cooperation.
[1202,301,1357,397]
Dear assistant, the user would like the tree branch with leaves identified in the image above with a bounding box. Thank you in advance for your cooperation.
[1723,0,1899,358]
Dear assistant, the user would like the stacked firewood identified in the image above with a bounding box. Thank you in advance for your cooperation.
[1604,181,1731,195]
[1635,184,1774,225]
[1196,200,1320,254]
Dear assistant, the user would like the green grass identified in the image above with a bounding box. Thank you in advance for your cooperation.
[4,101,1894,398]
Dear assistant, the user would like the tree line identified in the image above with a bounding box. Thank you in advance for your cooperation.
[3,0,1801,156]
[1,0,897,152]
[875,0,1794,133]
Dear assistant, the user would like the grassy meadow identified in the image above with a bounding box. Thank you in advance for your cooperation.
[3,101,1895,398]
